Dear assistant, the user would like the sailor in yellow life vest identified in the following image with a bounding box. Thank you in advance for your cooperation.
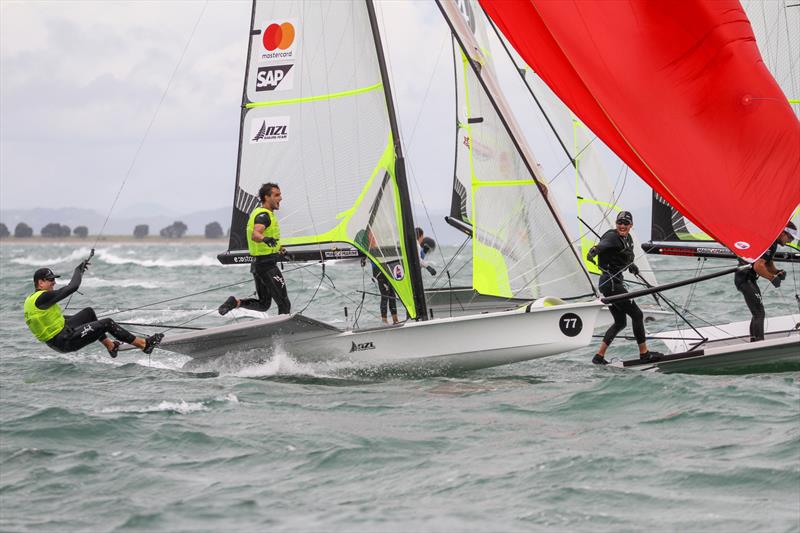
[24,261,163,357]
[218,182,291,316]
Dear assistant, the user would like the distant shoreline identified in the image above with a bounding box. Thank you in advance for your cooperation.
[0,236,227,244]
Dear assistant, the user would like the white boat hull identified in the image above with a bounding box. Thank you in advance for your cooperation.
[652,314,800,353]
[156,300,605,372]
[614,334,800,374]
[614,314,800,374]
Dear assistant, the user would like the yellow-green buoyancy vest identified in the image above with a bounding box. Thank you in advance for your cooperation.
[24,291,65,342]
[247,207,280,256]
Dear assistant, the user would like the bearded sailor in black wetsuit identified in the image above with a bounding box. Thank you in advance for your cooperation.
[218,182,291,316]
[587,211,662,365]
[734,221,797,342]
[24,262,162,357]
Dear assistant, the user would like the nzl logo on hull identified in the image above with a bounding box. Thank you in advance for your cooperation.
[255,65,294,92]
[349,341,375,353]
[250,116,290,144]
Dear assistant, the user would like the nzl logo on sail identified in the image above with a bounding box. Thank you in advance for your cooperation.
[250,116,290,144]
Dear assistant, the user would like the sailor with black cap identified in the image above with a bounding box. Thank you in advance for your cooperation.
[734,220,797,342]
[586,210,662,365]
[24,260,162,357]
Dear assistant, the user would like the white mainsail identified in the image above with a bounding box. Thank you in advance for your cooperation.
[227,0,423,316]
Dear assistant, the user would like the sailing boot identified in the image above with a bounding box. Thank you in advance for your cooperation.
[218,296,238,316]
[639,351,663,363]
[107,341,121,359]
[143,333,164,355]
[592,354,609,365]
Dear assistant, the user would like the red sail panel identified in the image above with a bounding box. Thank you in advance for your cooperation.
[480,0,800,261]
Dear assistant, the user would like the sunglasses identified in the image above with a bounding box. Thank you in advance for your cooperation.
[616,221,632,226]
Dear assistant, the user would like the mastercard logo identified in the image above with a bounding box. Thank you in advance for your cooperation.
[263,22,295,51]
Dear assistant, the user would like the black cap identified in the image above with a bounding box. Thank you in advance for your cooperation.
[33,268,60,283]
[616,211,633,224]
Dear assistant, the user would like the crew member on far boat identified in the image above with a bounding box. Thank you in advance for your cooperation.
[218,182,291,316]
[415,227,437,277]
[587,211,662,365]
[734,221,797,342]
[24,262,163,357]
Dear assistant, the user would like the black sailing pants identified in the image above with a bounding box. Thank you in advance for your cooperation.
[239,261,291,314]
[599,273,646,346]
[46,307,137,353]
[374,271,397,318]
[737,279,765,342]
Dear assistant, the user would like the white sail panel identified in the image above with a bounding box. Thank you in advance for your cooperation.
[443,0,596,300]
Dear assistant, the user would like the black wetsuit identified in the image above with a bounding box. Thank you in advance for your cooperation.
[372,264,397,319]
[239,211,291,315]
[594,229,646,345]
[41,267,137,353]
[734,241,778,342]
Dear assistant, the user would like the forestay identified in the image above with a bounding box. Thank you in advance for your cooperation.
[226,0,420,317]
[443,0,596,301]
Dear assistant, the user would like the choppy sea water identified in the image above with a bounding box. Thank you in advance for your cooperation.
[1,242,798,532]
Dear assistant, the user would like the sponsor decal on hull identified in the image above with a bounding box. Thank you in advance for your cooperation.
[350,341,375,353]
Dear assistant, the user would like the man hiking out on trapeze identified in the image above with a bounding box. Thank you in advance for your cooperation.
[587,210,662,365]
[218,182,291,316]
[734,220,797,342]
[24,262,163,357]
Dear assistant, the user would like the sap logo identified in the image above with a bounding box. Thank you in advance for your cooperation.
[255,65,293,92]
[250,116,290,144]
[349,341,375,353]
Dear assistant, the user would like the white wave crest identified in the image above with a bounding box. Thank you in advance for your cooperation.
[100,400,208,414]
[97,250,221,268]
[80,277,163,289]
[10,248,91,266]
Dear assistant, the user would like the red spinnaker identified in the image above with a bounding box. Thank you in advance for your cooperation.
[480,0,799,261]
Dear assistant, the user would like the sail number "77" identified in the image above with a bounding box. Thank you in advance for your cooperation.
[559,313,583,337]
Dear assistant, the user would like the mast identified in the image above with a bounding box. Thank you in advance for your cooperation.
[365,0,428,320]
[224,0,260,255]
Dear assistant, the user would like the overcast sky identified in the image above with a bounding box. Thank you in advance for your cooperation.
[1,0,654,233]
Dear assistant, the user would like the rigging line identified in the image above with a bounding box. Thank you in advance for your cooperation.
[382,14,450,268]
[91,1,208,247]
[98,277,251,318]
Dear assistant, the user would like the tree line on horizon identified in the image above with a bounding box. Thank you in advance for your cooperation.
[0,221,229,239]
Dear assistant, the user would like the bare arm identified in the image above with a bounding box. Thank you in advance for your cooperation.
[752,258,776,281]
[251,223,267,243]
